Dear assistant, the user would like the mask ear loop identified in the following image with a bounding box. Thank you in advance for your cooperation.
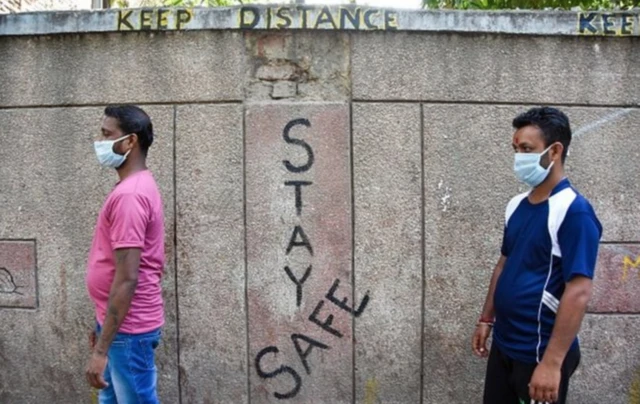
[538,143,558,164]
[115,134,133,158]
[114,134,131,143]
[540,144,553,157]
[538,144,557,177]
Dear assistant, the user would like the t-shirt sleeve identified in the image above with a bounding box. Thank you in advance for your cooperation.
[108,193,151,250]
[558,211,602,282]
[500,226,508,257]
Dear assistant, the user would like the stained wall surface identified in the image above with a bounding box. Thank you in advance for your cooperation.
[1,7,639,404]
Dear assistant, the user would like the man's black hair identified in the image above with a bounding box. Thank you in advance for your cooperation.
[104,105,153,156]
[513,107,571,162]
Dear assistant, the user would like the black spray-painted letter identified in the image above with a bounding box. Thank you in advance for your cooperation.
[308,299,343,338]
[284,180,312,216]
[282,118,313,173]
[284,265,312,307]
[326,278,370,317]
[255,346,302,400]
[291,333,330,375]
[286,225,313,256]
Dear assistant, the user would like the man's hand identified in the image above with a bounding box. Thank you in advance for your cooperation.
[86,351,109,389]
[528,360,561,403]
[472,324,491,358]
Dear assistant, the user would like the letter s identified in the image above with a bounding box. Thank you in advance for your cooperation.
[282,118,313,173]
[255,346,302,399]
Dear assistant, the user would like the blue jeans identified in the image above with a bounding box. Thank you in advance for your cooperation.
[96,324,161,404]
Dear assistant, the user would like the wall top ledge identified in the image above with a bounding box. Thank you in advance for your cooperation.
[1,5,637,37]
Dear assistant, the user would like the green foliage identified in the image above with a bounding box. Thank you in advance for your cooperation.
[422,0,639,10]
[110,0,247,7]
[162,0,238,6]
[110,0,130,7]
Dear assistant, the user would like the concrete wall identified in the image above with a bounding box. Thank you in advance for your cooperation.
[1,7,639,404]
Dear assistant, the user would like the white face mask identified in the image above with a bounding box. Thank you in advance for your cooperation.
[513,145,555,188]
[94,135,131,168]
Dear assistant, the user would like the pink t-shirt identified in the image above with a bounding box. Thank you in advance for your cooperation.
[86,170,165,334]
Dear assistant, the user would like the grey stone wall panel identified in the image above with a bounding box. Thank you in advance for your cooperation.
[589,244,640,313]
[245,102,353,403]
[421,103,640,403]
[352,103,423,404]
[422,103,523,403]
[0,32,244,108]
[564,107,640,242]
[0,106,178,404]
[352,33,640,105]
[569,314,640,404]
[175,104,248,404]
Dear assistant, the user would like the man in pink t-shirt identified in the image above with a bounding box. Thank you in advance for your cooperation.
[85,105,165,404]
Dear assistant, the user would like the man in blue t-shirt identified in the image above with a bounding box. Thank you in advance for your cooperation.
[472,107,602,404]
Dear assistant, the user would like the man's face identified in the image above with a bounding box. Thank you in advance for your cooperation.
[100,116,134,156]
[512,125,561,168]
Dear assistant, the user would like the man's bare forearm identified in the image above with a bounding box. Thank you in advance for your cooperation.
[94,249,140,356]
[480,255,507,319]
[541,277,591,368]
[94,280,137,355]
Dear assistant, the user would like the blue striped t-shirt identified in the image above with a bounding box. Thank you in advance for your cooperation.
[493,178,602,364]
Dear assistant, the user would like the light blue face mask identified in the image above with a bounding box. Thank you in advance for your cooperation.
[513,145,555,188]
[94,135,131,168]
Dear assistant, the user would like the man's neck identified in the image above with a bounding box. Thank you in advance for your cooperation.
[528,168,565,204]
[116,159,147,182]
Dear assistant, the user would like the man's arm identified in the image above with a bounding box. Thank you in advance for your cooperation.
[480,255,507,320]
[94,248,141,355]
[473,255,506,357]
[541,276,592,367]
[86,248,140,389]
[529,275,592,401]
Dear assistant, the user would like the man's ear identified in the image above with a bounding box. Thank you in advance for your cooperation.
[126,134,139,151]
[551,142,564,162]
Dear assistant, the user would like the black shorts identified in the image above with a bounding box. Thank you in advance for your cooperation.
[483,345,580,404]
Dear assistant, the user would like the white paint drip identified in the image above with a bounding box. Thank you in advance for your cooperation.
[573,109,633,139]
[441,192,451,211]
[568,108,634,156]
[439,179,452,211]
